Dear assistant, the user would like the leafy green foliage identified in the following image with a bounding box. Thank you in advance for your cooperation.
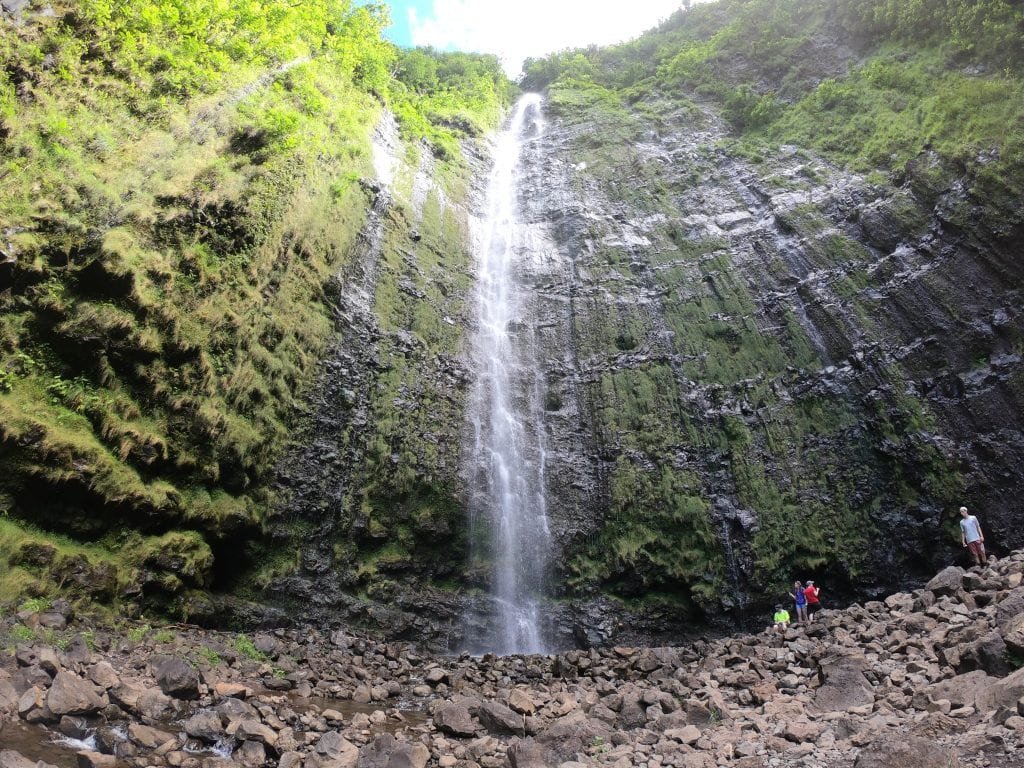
[0,0,513,612]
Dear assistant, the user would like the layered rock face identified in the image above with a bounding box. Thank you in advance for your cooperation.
[519,94,1024,631]
[3,552,1024,767]
[268,90,1024,647]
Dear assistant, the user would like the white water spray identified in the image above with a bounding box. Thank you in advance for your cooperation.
[465,94,552,655]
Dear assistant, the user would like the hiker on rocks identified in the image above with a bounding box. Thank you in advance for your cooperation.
[959,505,987,566]
[772,604,790,631]
[803,580,822,621]
[789,580,807,623]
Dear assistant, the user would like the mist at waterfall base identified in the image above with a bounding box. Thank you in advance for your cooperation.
[463,94,555,655]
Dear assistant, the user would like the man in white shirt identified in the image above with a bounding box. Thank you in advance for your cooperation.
[959,506,987,566]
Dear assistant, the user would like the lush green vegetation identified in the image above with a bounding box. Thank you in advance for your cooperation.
[0,0,514,613]
[524,0,1024,227]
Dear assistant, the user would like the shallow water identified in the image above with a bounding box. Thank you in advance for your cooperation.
[0,720,82,767]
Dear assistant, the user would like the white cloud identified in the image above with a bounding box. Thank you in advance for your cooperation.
[407,0,694,76]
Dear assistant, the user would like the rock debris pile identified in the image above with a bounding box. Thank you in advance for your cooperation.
[2,553,1024,768]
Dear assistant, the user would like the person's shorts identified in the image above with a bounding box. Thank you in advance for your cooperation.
[967,540,986,559]
[807,602,822,614]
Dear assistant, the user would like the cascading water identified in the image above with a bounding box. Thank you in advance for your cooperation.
[465,94,552,655]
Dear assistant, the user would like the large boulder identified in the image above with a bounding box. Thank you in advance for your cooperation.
[810,653,874,713]
[957,631,1012,677]
[476,700,525,736]
[310,731,359,768]
[357,733,429,768]
[853,735,958,767]
[433,703,476,737]
[536,712,611,764]
[976,667,1024,713]
[153,657,200,700]
[0,751,58,768]
[46,671,106,717]
[925,566,964,597]
[927,670,996,709]
[506,738,547,768]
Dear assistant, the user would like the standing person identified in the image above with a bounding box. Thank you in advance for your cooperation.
[790,580,807,624]
[959,506,987,566]
[804,580,822,621]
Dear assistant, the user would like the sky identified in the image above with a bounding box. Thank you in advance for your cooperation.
[374,0,701,76]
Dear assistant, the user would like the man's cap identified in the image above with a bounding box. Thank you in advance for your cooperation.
[807,580,814,584]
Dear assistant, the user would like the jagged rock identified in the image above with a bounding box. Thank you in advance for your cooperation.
[87,662,120,690]
[927,670,995,709]
[74,753,116,768]
[0,751,58,768]
[957,630,1012,676]
[184,709,225,741]
[536,712,611,763]
[311,731,359,768]
[153,657,200,699]
[357,733,429,768]
[127,723,175,750]
[433,703,476,737]
[853,735,957,767]
[977,667,1024,713]
[925,566,965,597]
[476,700,525,736]
[238,740,266,768]
[46,671,106,717]
[811,652,874,713]
[506,738,546,768]
[230,718,279,747]
[0,676,18,715]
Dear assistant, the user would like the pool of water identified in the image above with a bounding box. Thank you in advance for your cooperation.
[0,720,84,768]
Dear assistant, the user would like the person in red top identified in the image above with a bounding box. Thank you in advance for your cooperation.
[804,581,822,621]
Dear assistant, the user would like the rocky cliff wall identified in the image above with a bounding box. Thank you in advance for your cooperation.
[265,85,1024,650]
[526,90,1024,637]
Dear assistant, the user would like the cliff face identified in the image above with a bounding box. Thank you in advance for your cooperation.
[529,93,1024,635]
[4,0,1023,648]
[266,86,1024,651]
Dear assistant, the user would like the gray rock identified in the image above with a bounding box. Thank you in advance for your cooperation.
[253,634,278,657]
[356,733,429,768]
[810,652,874,713]
[0,0,29,17]
[313,731,359,767]
[184,709,225,741]
[506,738,547,768]
[46,671,105,717]
[433,703,476,737]
[87,662,120,690]
[958,631,1011,676]
[853,735,957,767]
[925,566,964,597]
[536,712,611,763]
[74,753,116,768]
[476,700,525,736]
[154,657,200,699]
[238,740,266,768]
[230,718,279,747]
[0,751,58,768]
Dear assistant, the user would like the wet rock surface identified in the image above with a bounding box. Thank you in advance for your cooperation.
[3,553,1024,767]
[264,89,1024,648]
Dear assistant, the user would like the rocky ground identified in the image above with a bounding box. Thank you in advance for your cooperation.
[2,553,1024,768]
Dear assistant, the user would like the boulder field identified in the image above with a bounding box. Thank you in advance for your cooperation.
[2,553,1024,768]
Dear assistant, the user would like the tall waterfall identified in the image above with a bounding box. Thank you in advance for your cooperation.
[465,94,552,655]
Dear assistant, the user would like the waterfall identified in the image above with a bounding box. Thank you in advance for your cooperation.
[465,94,552,655]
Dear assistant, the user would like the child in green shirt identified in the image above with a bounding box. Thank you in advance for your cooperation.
[773,604,790,631]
